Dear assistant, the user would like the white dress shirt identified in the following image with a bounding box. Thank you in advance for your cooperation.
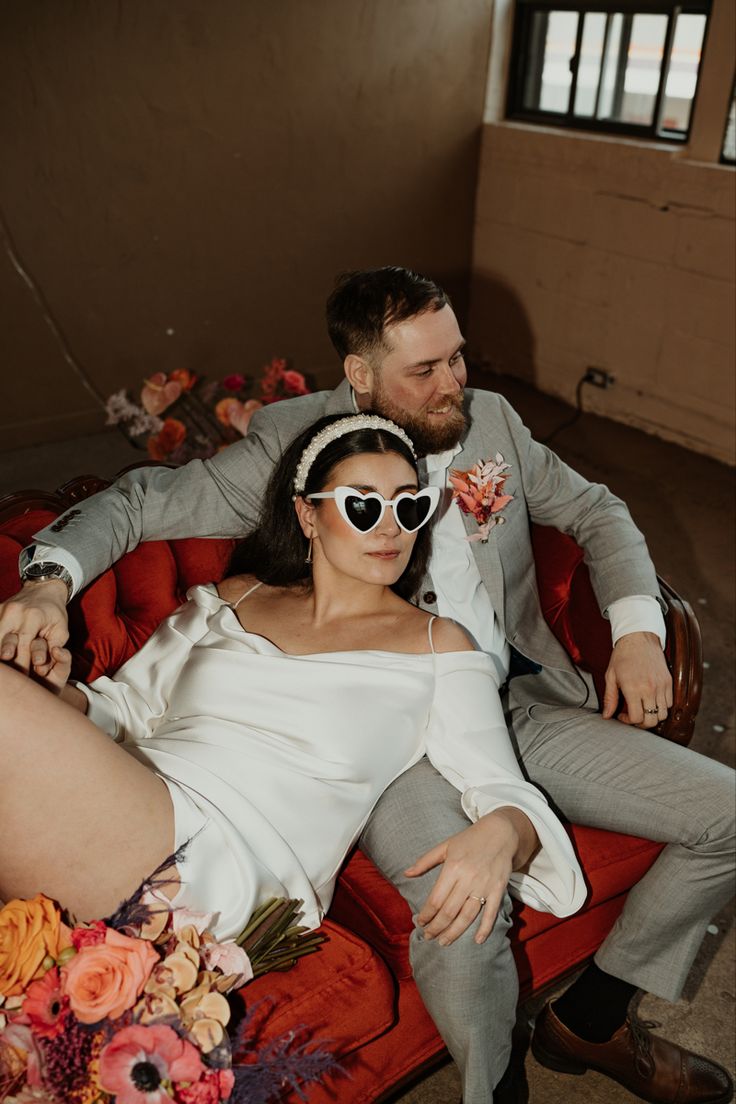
[423,445,665,677]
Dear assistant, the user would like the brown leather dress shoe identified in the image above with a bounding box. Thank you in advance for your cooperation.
[532,1001,734,1104]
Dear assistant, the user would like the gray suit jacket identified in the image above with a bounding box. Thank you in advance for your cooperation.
[36,381,661,710]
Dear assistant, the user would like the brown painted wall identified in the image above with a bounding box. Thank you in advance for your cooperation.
[0,0,493,451]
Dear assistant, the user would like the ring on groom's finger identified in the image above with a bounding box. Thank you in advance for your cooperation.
[644,707,659,715]
[468,894,487,906]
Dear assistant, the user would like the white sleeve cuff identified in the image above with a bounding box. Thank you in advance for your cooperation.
[607,595,666,649]
[461,785,587,917]
[23,543,85,598]
[71,681,121,740]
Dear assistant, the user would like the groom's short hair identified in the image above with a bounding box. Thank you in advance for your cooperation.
[326,266,449,362]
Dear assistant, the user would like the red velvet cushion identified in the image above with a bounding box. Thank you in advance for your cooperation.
[531,524,612,704]
[511,824,663,941]
[0,503,234,681]
[331,828,664,981]
[234,919,396,1061]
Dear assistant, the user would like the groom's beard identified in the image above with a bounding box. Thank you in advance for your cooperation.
[368,385,466,457]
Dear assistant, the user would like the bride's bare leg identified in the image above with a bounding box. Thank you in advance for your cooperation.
[0,664,175,919]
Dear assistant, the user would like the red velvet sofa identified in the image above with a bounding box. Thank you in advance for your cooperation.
[0,474,702,1103]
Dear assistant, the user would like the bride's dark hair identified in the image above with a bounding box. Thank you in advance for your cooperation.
[229,415,432,600]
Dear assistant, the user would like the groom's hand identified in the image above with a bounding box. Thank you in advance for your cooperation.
[602,630,672,728]
[0,581,70,673]
[405,808,537,947]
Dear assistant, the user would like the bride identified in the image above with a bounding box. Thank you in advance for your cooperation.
[0,413,584,941]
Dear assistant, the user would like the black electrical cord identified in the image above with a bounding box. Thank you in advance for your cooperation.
[541,374,588,447]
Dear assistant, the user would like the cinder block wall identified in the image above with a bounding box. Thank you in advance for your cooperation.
[469,123,735,463]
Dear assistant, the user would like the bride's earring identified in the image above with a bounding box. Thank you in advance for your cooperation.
[305,536,314,564]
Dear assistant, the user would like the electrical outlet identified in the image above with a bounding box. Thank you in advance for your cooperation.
[584,367,615,388]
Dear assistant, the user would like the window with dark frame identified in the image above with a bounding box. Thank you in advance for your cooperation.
[507,1,712,143]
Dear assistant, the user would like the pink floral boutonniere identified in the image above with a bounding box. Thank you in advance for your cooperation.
[449,453,514,543]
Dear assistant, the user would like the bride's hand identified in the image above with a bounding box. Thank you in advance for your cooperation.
[31,643,72,694]
[405,808,535,947]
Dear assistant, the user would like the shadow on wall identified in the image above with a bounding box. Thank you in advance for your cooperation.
[466,272,730,761]
[467,274,536,384]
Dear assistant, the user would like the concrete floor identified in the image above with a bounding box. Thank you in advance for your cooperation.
[0,374,733,1104]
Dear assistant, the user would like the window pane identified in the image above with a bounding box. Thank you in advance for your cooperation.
[723,86,736,163]
[661,13,707,132]
[574,12,607,117]
[621,14,668,126]
[523,10,580,114]
[597,14,624,120]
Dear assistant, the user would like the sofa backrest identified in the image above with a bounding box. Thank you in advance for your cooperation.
[0,472,701,744]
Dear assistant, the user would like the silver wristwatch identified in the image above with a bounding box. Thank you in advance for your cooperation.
[19,546,74,603]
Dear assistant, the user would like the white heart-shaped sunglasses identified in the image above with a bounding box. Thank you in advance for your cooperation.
[307,485,441,534]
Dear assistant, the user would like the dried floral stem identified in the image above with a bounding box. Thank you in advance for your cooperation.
[236,898,326,977]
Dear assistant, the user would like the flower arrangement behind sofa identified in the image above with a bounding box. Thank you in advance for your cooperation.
[105,359,312,464]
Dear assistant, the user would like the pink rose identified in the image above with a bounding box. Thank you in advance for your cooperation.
[176,1068,235,1103]
[62,928,158,1024]
[281,369,310,396]
[200,940,253,987]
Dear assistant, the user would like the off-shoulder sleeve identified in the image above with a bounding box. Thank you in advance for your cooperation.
[425,651,587,917]
[75,585,216,742]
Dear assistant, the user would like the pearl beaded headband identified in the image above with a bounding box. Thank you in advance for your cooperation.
[293,415,416,495]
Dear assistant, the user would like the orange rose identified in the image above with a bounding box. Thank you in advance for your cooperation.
[62,928,158,1024]
[168,368,197,392]
[0,895,67,998]
[214,397,241,427]
[147,417,186,460]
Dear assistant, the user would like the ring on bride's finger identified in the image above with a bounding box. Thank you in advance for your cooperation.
[468,894,486,906]
[643,707,659,715]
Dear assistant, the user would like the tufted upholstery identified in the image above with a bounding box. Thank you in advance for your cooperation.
[0,476,702,1103]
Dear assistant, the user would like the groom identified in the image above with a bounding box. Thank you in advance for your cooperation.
[2,267,734,1104]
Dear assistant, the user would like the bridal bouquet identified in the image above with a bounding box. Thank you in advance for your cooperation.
[0,856,335,1104]
[105,358,312,464]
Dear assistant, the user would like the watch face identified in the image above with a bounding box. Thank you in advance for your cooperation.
[23,562,62,580]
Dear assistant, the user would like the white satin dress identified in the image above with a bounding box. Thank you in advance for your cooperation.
[79,583,586,940]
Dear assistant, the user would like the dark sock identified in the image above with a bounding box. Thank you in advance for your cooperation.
[553,963,638,1043]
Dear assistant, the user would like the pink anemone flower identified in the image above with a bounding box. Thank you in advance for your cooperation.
[99,1023,204,1104]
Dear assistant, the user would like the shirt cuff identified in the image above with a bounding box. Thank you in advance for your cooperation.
[23,542,85,599]
[607,595,666,649]
[71,681,120,739]
[460,785,587,917]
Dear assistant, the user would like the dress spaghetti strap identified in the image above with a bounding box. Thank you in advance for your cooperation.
[427,615,438,655]
[232,580,264,611]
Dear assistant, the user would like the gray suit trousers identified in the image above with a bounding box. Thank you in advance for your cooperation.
[358,702,735,1103]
